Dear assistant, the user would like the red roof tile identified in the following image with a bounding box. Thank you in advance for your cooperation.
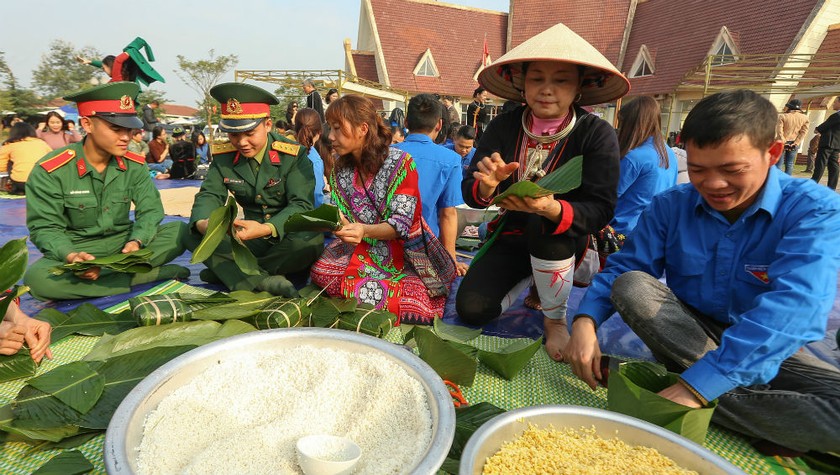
[161,104,199,117]
[369,0,507,98]
[508,0,633,66]
[623,0,820,95]
[351,51,379,82]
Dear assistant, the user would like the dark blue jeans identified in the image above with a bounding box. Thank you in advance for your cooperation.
[775,149,797,175]
[610,271,840,452]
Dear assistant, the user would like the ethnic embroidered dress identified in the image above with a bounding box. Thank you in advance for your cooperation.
[310,148,449,324]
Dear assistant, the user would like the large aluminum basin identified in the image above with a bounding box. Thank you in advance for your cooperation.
[104,328,455,474]
[459,405,744,474]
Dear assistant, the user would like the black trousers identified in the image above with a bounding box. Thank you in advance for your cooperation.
[455,218,578,326]
[811,147,840,190]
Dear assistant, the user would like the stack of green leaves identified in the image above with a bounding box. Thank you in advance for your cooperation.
[0,320,255,445]
[51,249,156,276]
[0,239,31,388]
[607,361,718,444]
[190,196,260,275]
[0,304,137,384]
[491,155,583,205]
[402,319,542,386]
[130,292,236,326]
[439,402,507,474]
[284,204,342,233]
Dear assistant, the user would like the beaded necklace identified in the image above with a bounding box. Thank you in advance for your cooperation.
[517,107,576,181]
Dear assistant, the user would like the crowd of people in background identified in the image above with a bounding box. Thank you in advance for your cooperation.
[1,22,840,458]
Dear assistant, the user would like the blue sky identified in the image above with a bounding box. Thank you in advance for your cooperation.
[1,0,509,106]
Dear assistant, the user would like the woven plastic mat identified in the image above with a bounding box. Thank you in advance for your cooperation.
[0,281,801,474]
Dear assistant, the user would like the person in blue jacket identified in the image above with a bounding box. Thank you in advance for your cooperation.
[564,90,840,455]
[610,96,677,239]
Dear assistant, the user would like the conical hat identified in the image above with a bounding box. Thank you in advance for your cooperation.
[478,23,630,106]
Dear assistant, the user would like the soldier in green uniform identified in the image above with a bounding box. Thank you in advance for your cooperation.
[24,82,188,301]
[186,82,323,295]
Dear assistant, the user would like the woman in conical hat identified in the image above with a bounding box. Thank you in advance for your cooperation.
[456,23,629,361]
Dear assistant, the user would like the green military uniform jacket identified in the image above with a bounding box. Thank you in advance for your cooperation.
[190,132,316,239]
[26,141,164,261]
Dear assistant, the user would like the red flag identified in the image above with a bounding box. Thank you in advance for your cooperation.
[482,35,491,67]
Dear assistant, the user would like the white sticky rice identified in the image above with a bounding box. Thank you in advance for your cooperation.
[136,345,434,474]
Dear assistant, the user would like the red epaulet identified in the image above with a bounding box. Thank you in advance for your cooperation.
[123,151,146,165]
[39,149,76,173]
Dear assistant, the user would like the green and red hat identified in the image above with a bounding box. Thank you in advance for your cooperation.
[63,82,143,129]
[210,82,279,133]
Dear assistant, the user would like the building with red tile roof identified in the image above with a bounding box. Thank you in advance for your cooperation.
[348,0,840,132]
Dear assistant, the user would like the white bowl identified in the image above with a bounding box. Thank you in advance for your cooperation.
[297,435,362,475]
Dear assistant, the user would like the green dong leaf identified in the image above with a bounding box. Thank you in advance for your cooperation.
[0,237,29,292]
[190,196,235,263]
[0,351,37,383]
[284,204,342,233]
[36,305,136,343]
[26,361,105,414]
[32,450,93,475]
[414,327,477,386]
[477,338,542,380]
[433,318,481,343]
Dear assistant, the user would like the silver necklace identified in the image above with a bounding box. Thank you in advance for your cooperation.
[520,108,576,180]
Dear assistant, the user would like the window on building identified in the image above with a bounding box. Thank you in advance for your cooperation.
[413,49,439,77]
[629,45,655,78]
[709,27,739,66]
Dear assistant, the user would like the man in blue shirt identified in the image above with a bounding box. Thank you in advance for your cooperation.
[565,90,840,454]
[444,125,477,178]
[394,93,467,275]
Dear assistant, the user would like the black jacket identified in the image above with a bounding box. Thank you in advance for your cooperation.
[462,105,619,256]
[817,111,840,150]
[142,105,158,132]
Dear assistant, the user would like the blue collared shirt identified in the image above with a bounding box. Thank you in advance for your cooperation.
[393,134,464,236]
[611,137,678,235]
[577,167,840,401]
[306,146,325,207]
[444,143,476,179]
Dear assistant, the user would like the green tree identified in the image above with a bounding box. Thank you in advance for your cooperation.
[31,40,105,99]
[0,51,41,118]
[272,85,303,125]
[174,50,238,129]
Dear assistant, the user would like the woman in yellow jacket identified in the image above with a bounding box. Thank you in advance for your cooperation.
[0,123,52,194]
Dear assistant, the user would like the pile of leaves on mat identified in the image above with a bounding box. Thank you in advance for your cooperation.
[0,285,398,450]
[49,249,155,276]
[402,319,542,386]
[129,285,396,337]
[439,402,506,474]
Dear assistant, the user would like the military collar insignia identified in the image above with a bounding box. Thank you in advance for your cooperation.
[226,98,244,115]
[268,150,281,165]
[114,156,127,170]
[76,159,88,177]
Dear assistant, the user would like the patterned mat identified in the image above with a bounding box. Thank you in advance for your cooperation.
[0,281,808,474]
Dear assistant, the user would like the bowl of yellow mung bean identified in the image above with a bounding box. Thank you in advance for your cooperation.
[459,405,744,475]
